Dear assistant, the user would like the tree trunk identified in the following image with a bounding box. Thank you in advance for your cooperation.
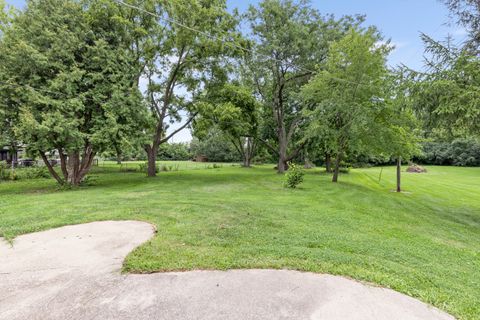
[40,151,64,185]
[325,153,332,173]
[332,152,343,183]
[396,156,402,193]
[65,149,95,186]
[9,143,16,177]
[146,145,157,177]
[116,147,122,165]
[242,137,256,168]
[40,147,95,186]
[277,128,288,173]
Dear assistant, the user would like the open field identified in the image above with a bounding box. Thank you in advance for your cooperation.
[0,164,479,319]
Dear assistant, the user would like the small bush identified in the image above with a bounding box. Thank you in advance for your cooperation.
[284,162,305,189]
[213,163,222,169]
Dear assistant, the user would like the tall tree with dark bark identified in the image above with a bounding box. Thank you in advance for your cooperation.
[139,0,241,177]
[245,0,363,173]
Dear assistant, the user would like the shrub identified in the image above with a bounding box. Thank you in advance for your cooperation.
[284,162,305,189]
[415,138,480,166]
[157,143,192,161]
[0,163,49,181]
[0,161,9,181]
[21,167,50,179]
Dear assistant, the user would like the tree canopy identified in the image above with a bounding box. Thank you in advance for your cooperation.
[302,28,394,182]
[0,0,146,185]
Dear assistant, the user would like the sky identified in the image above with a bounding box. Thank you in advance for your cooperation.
[5,0,465,143]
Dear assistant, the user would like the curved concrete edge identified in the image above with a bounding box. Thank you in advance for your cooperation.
[0,221,456,320]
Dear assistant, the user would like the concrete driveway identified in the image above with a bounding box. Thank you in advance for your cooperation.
[0,221,454,320]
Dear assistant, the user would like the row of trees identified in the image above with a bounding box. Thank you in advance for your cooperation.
[0,0,478,189]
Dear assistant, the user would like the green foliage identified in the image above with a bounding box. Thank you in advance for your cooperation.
[190,128,240,162]
[195,84,259,165]
[441,0,480,51]
[412,37,480,139]
[0,163,50,181]
[140,0,242,169]
[416,138,480,166]
[284,162,305,188]
[137,162,180,174]
[0,0,147,185]
[0,161,9,180]
[302,28,392,180]
[246,0,364,172]
[157,143,192,161]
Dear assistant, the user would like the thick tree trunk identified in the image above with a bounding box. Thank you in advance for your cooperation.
[40,147,95,186]
[146,145,157,177]
[332,152,343,183]
[242,137,256,168]
[66,149,95,186]
[58,150,68,180]
[396,156,402,193]
[115,146,122,165]
[325,153,332,173]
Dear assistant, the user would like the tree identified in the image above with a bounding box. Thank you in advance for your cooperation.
[245,0,363,173]
[190,127,240,162]
[139,0,242,177]
[195,84,259,167]
[0,0,146,186]
[372,71,421,192]
[302,28,391,182]
[441,0,480,52]
[412,37,480,141]
[0,0,17,175]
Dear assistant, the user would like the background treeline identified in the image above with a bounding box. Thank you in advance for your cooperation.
[1,0,479,187]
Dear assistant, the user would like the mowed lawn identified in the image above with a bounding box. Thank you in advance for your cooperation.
[0,164,479,319]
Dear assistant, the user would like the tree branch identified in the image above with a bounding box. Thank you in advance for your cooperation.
[258,137,279,156]
[286,140,307,162]
[39,151,64,185]
[159,112,198,144]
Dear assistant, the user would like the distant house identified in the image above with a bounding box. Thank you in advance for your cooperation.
[0,146,24,164]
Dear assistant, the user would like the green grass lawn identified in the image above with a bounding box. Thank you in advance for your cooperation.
[0,163,479,319]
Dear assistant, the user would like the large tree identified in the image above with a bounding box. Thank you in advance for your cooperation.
[0,0,16,158]
[245,0,363,173]
[138,0,242,177]
[413,37,480,140]
[195,84,259,167]
[0,0,146,186]
[302,28,391,182]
